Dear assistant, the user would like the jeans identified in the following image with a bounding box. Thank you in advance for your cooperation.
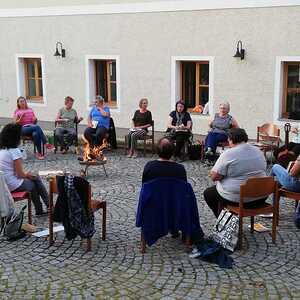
[13,176,49,215]
[205,132,228,152]
[21,125,47,154]
[55,127,77,148]
[271,164,300,192]
[204,185,266,217]
[84,126,108,147]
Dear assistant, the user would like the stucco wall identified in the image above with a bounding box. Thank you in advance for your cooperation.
[0,6,299,138]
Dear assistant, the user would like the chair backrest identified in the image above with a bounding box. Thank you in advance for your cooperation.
[257,123,280,142]
[49,176,92,209]
[240,177,278,207]
[149,120,154,137]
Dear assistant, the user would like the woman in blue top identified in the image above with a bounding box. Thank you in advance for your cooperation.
[84,96,110,147]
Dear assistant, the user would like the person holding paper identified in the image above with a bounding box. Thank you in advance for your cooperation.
[0,123,49,216]
[13,96,48,160]
[127,98,152,158]
[84,96,110,147]
[55,96,83,154]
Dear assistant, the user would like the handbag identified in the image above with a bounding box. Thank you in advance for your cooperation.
[294,202,300,229]
[0,205,27,241]
[188,143,202,160]
[211,209,239,252]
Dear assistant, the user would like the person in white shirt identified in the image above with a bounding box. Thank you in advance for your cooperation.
[0,123,48,216]
[204,128,267,217]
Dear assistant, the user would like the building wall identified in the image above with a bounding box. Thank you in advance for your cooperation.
[0,5,299,137]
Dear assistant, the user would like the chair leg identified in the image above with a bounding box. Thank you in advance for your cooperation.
[143,139,146,157]
[276,194,280,227]
[151,138,155,154]
[27,195,32,225]
[102,164,108,177]
[272,208,277,244]
[101,202,107,241]
[141,232,146,253]
[250,216,254,233]
[86,238,92,252]
[237,217,243,249]
[49,194,54,246]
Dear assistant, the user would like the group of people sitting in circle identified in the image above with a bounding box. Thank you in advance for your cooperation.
[1,95,300,231]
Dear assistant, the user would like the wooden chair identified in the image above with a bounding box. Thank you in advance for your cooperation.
[11,191,32,224]
[53,118,79,154]
[256,123,280,159]
[48,177,107,251]
[225,177,279,249]
[124,120,155,156]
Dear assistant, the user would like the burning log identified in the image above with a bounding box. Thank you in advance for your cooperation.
[80,138,108,162]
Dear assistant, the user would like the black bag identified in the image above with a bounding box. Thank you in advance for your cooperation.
[0,206,26,241]
[188,143,202,160]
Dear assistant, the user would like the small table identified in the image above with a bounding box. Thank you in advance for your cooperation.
[79,159,108,177]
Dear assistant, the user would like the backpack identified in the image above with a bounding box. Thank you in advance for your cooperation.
[0,205,27,241]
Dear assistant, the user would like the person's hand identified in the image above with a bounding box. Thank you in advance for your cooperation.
[88,123,93,128]
[26,172,37,180]
[292,127,299,134]
[78,117,83,122]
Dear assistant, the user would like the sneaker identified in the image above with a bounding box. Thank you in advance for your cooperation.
[189,247,201,259]
[35,153,45,160]
[45,143,54,150]
[205,147,214,156]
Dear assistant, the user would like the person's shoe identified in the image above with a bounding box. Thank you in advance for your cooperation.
[189,247,201,259]
[45,143,54,150]
[35,153,45,160]
[62,148,68,154]
[205,147,214,157]
[132,153,139,158]
[127,153,132,158]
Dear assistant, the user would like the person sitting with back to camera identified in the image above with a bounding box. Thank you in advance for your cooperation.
[127,98,152,158]
[55,96,83,154]
[205,102,239,157]
[84,95,110,147]
[166,100,192,162]
[204,128,267,218]
[0,123,49,216]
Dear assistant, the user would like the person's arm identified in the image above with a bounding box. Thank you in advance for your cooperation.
[55,110,64,123]
[209,154,228,181]
[168,116,176,129]
[185,120,192,130]
[231,118,239,128]
[209,170,224,181]
[14,112,23,124]
[14,159,35,179]
[87,115,93,128]
[136,112,153,129]
[290,160,300,177]
[31,109,37,123]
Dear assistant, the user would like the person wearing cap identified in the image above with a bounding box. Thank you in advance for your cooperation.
[84,96,110,147]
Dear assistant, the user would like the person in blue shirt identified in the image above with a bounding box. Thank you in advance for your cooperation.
[84,96,110,147]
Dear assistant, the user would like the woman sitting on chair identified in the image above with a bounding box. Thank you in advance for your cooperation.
[166,100,192,161]
[84,96,110,147]
[55,96,83,154]
[13,97,48,160]
[127,98,152,158]
[0,123,49,216]
[205,102,239,156]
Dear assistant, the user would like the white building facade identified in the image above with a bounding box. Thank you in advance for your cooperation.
[0,0,300,137]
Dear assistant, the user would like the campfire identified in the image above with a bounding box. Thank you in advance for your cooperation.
[80,139,108,162]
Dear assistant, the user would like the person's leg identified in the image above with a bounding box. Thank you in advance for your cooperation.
[31,128,43,154]
[13,179,44,215]
[271,164,300,192]
[203,185,227,217]
[174,133,187,158]
[84,127,96,147]
[95,126,108,146]
[32,176,49,207]
[131,130,147,154]
[205,132,218,152]
[55,127,66,148]
[65,128,77,147]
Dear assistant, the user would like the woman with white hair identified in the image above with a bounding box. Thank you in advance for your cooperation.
[205,102,239,156]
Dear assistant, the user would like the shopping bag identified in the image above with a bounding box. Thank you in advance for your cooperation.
[211,209,239,252]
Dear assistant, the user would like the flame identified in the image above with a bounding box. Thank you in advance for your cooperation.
[82,139,108,162]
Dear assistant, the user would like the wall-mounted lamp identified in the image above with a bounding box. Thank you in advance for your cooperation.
[233,40,245,60]
[54,42,66,58]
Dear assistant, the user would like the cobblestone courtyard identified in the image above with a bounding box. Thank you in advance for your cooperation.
[1,149,300,299]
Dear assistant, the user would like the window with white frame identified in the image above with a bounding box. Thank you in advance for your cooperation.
[16,55,45,104]
[86,56,119,108]
[281,62,300,120]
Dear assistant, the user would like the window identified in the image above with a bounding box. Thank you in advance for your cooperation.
[180,61,209,111]
[23,58,43,101]
[95,60,117,107]
[281,62,300,120]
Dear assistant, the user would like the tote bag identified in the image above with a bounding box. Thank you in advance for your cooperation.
[211,209,239,252]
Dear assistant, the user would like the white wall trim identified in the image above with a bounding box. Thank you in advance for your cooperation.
[85,55,121,113]
[274,56,300,125]
[171,56,214,117]
[1,0,300,18]
[15,53,47,107]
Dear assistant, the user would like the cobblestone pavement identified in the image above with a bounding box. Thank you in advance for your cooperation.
[1,148,300,300]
